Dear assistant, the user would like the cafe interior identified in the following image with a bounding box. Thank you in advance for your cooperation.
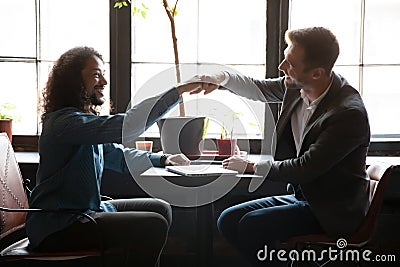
[1,0,399,266]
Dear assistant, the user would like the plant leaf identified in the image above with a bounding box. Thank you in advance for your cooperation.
[202,118,210,139]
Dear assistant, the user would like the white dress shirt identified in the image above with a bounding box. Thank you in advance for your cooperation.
[291,78,333,155]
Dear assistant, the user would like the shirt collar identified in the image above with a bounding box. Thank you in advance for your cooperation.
[300,76,334,109]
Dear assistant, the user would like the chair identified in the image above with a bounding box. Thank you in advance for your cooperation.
[281,162,395,265]
[0,133,103,265]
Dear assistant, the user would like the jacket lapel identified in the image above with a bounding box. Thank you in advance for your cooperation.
[275,90,302,139]
[301,73,341,144]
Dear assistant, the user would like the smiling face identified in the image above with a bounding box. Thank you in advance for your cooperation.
[81,56,107,107]
[278,45,314,90]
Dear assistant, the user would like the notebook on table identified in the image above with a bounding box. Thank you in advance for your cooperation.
[166,165,238,177]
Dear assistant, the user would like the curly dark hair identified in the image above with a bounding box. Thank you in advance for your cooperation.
[41,46,104,120]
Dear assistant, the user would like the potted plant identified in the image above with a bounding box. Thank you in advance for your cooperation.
[202,110,242,156]
[0,102,19,142]
[215,111,242,156]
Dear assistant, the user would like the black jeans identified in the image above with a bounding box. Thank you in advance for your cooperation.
[35,198,172,267]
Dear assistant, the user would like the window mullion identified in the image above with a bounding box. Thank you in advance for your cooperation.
[35,0,41,135]
[359,0,366,96]
[110,0,132,113]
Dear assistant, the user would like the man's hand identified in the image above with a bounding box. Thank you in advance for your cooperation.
[178,72,226,96]
[165,154,191,166]
[176,82,203,96]
[222,156,255,174]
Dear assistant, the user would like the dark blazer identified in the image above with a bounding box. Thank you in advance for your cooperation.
[224,72,371,237]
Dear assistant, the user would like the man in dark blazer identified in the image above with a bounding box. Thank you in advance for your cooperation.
[190,27,371,266]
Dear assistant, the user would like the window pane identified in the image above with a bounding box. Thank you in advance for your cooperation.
[132,64,265,138]
[3,1,110,136]
[221,65,266,138]
[0,62,38,135]
[363,66,400,135]
[132,0,266,138]
[290,0,400,137]
[131,63,175,137]
[333,65,360,91]
[132,0,266,64]
[40,0,109,61]
[132,63,175,98]
[0,0,36,57]
[132,1,198,63]
[289,0,362,65]
[198,0,266,64]
[364,0,400,64]
[226,65,266,80]
[194,92,265,139]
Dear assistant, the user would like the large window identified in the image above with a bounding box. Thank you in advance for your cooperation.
[289,0,400,137]
[130,0,267,138]
[6,1,398,140]
[0,0,110,135]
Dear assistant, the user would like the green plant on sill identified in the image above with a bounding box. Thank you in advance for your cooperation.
[0,102,20,121]
[222,111,242,139]
[202,117,210,140]
[202,110,243,140]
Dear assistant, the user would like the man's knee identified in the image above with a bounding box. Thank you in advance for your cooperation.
[146,198,173,227]
[144,212,169,239]
[155,198,173,226]
[217,209,227,233]
[217,207,239,238]
[120,212,169,255]
[237,213,261,241]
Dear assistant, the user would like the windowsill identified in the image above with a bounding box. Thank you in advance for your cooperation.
[15,151,40,164]
[369,137,400,156]
[11,135,39,152]
[371,137,400,142]
[15,151,400,166]
[140,132,264,139]
[10,135,400,156]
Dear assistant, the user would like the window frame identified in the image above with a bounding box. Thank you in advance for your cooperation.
[286,0,400,156]
[10,0,400,155]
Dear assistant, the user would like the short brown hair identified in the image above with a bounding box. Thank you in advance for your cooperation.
[285,27,339,75]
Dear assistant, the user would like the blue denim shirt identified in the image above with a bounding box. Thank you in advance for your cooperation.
[26,88,180,248]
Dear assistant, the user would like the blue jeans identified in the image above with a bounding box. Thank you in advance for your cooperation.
[217,194,324,266]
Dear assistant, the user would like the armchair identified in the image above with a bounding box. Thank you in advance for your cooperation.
[0,133,103,264]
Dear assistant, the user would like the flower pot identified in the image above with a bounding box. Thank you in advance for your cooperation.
[217,138,237,156]
[0,119,12,143]
[157,116,205,156]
